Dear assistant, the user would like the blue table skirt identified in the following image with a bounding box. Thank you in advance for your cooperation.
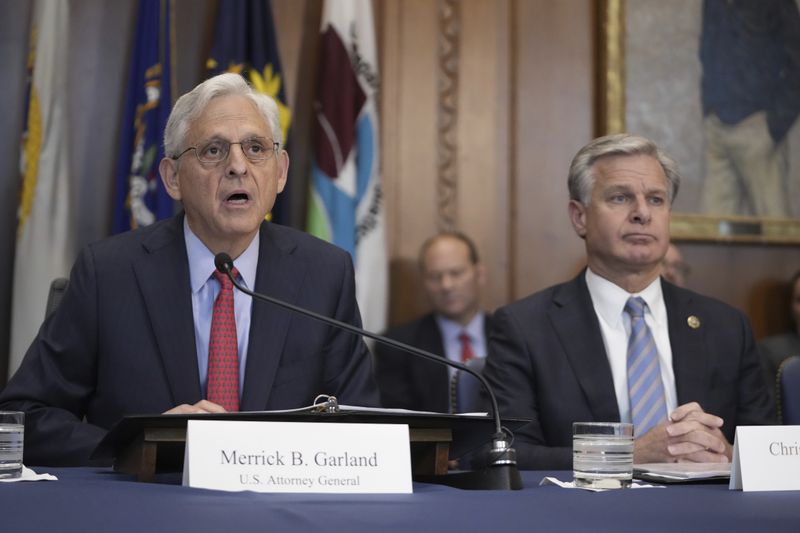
[1,468,799,533]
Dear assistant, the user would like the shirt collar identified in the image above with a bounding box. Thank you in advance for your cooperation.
[435,312,485,342]
[585,267,665,327]
[184,217,260,293]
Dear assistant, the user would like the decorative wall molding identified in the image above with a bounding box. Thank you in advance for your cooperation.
[437,0,460,231]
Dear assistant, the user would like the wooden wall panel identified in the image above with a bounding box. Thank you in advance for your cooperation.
[511,0,594,299]
[271,0,308,109]
[381,0,441,323]
[681,244,800,339]
[380,0,514,324]
[458,0,512,310]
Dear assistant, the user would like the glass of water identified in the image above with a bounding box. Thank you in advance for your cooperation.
[573,421,634,489]
[0,411,24,479]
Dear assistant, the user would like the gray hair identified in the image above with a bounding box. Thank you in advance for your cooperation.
[163,73,282,157]
[567,133,681,205]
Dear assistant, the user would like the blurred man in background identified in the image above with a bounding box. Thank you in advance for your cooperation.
[759,270,800,400]
[661,243,690,287]
[374,232,489,412]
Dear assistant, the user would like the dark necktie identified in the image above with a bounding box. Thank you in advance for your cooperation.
[207,268,240,412]
[624,297,667,436]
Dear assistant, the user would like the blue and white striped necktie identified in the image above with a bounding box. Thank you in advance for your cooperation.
[624,297,667,436]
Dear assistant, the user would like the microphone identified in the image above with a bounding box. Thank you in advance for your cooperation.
[214,252,520,489]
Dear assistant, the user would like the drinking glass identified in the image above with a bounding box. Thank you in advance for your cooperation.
[573,421,634,489]
[0,411,24,479]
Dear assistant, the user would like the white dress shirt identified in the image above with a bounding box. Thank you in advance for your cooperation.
[584,268,678,423]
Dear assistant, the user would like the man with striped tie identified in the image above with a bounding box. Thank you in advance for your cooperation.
[483,134,775,470]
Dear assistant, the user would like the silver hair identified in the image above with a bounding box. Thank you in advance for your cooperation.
[567,133,681,205]
[163,73,282,157]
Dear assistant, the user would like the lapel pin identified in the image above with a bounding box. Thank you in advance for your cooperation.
[687,315,700,329]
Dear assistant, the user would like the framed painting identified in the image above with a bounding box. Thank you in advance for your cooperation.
[597,0,800,244]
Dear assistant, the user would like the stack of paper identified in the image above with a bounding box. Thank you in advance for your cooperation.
[634,463,731,483]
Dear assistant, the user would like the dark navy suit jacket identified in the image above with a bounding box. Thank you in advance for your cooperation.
[0,215,379,466]
[483,272,775,470]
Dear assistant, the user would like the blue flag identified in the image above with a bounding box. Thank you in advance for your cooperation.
[112,0,175,233]
[207,0,293,226]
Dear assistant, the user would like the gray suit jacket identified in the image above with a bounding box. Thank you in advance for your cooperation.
[0,215,379,466]
[483,271,775,470]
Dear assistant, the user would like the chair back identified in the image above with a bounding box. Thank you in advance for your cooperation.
[449,357,486,413]
[778,356,800,425]
[45,278,69,319]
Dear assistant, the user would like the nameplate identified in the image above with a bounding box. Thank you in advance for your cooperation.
[730,425,800,491]
[182,420,412,493]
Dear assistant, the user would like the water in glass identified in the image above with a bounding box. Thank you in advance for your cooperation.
[0,420,24,479]
[573,433,634,489]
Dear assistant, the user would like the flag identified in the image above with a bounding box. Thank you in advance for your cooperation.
[207,0,293,225]
[9,0,74,378]
[112,0,175,233]
[307,0,387,335]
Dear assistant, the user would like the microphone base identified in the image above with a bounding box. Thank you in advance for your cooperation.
[415,464,523,491]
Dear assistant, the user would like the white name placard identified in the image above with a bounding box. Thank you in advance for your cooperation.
[182,420,412,493]
[730,425,800,491]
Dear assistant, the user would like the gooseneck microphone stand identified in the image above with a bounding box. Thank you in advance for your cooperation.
[215,253,521,490]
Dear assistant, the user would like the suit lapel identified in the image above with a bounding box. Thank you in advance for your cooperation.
[663,281,709,404]
[240,223,305,410]
[417,314,446,356]
[550,273,620,421]
[414,314,449,410]
[133,215,202,405]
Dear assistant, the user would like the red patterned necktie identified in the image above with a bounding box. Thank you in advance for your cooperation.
[458,331,475,363]
[207,268,240,412]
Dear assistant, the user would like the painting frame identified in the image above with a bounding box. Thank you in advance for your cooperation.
[596,0,800,245]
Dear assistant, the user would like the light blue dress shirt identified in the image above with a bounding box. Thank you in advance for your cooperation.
[435,312,487,378]
[184,219,258,398]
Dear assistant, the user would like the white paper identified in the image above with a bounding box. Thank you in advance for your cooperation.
[0,466,57,482]
[241,404,488,417]
[635,462,730,482]
[539,476,663,492]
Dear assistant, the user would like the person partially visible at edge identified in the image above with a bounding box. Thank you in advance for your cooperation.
[661,243,690,288]
[374,232,490,413]
[0,73,379,466]
[758,270,800,402]
[483,133,774,470]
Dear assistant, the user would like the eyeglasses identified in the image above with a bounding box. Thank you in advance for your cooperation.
[172,138,279,165]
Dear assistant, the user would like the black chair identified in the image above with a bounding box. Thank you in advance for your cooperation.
[45,277,69,319]
[449,357,486,413]
[777,356,800,425]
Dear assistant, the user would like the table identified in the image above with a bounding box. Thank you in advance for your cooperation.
[2,468,799,532]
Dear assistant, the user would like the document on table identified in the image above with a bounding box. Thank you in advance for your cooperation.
[634,463,731,483]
